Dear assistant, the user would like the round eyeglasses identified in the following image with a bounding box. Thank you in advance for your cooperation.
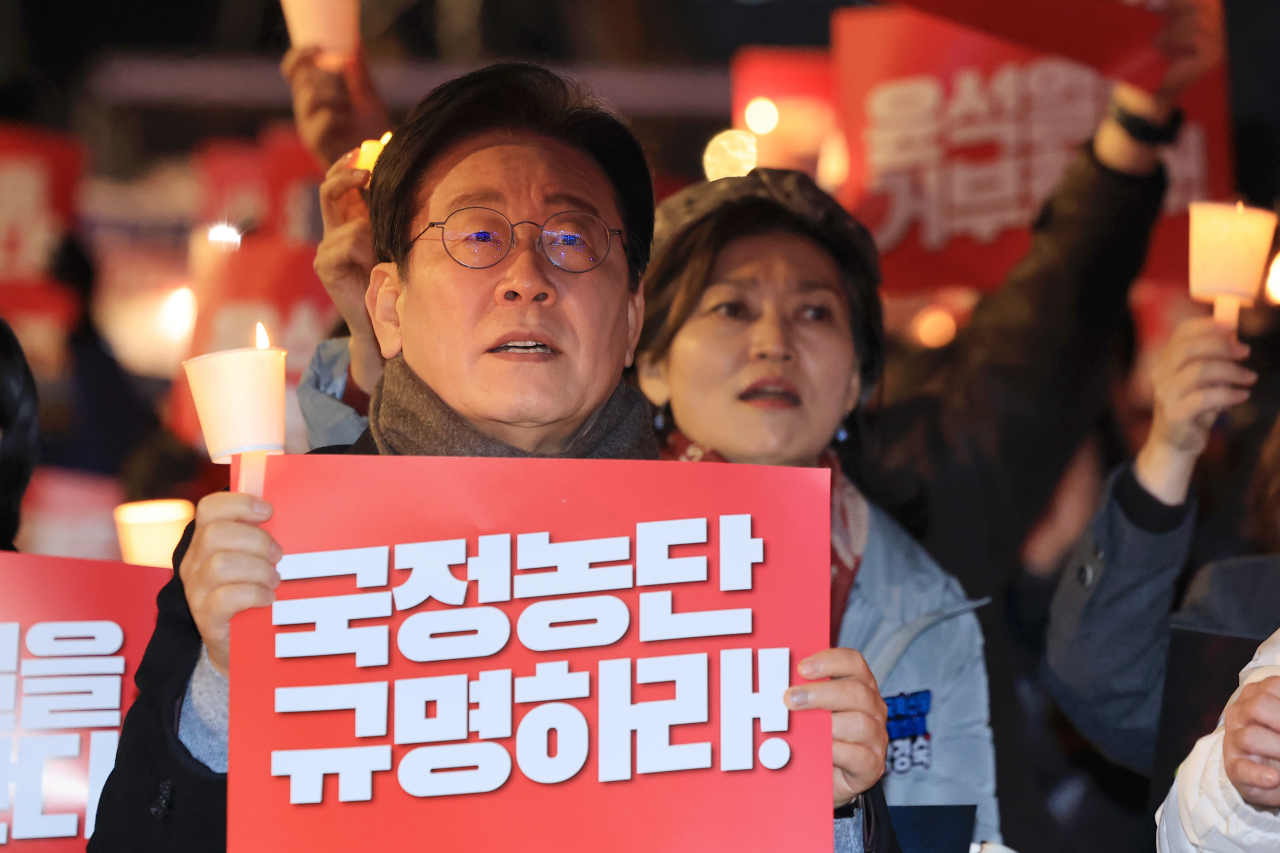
[412,207,624,274]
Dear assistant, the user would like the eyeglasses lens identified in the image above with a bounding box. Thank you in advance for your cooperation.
[442,209,510,269]
[542,212,609,272]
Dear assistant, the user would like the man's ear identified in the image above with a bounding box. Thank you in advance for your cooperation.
[635,351,671,408]
[624,287,645,369]
[368,261,405,359]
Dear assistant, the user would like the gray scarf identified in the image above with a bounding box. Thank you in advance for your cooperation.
[368,355,658,460]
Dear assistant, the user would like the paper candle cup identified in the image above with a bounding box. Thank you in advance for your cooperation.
[280,0,359,70]
[115,499,195,568]
[183,347,287,463]
[1189,202,1279,324]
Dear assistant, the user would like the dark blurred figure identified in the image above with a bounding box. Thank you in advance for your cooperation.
[40,236,162,475]
[0,316,39,550]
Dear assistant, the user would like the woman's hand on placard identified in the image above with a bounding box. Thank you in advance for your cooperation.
[785,647,889,806]
[315,152,384,392]
[1134,316,1254,505]
[180,492,283,678]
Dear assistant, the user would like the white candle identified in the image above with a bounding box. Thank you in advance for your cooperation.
[182,323,286,497]
[114,499,195,568]
[1189,201,1278,328]
[280,0,359,71]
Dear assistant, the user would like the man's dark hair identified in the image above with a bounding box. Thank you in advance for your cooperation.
[369,63,653,290]
[0,318,38,549]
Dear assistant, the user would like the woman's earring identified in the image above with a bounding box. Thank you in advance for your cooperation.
[835,427,849,443]
[654,410,666,431]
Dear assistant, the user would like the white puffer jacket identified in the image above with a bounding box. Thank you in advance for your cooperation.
[1157,627,1280,852]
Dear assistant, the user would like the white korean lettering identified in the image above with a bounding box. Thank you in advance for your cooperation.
[516,595,630,651]
[0,623,17,670]
[517,703,589,784]
[11,733,79,839]
[946,158,1024,243]
[277,546,389,588]
[0,735,10,842]
[273,592,392,667]
[275,682,389,737]
[719,648,791,771]
[25,621,123,658]
[21,676,122,730]
[468,534,512,603]
[397,742,511,797]
[515,661,590,703]
[469,669,512,740]
[397,606,510,662]
[639,591,751,641]
[0,674,12,732]
[597,653,711,781]
[20,657,124,677]
[514,532,631,598]
[865,76,944,176]
[636,518,707,586]
[270,745,392,804]
[719,515,763,591]
[83,729,118,839]
[394,674,468,745]
[392,540,468,610]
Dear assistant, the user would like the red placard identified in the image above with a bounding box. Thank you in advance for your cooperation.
[0,552,171,848]
[229,455,832,852]
[895,0,1169,91]
[832,5,1232,294]
[0,123,84,284]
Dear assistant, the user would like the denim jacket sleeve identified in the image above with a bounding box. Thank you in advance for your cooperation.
[1042,464,1197,774]
[298,337,368,450]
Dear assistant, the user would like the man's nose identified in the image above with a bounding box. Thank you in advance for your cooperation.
[495,223,558,306]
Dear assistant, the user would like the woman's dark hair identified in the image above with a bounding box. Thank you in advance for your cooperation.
[368,63,653,290]
[0,318,38,548]
[637,197,884,393]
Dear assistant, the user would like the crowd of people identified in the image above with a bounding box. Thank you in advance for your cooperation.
[1,0,1277,850]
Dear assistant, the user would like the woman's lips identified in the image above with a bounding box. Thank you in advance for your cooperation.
[738,378,801,409]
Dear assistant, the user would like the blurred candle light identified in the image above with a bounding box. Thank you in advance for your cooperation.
[158,287,197,342]
[703,130,758,182]
[356,131,392,172]
[744,97,780,135]
[182,323,286,498]
[279,0,359,71]
[1266,254,1280,304]
[1189,201,1278,328]
[207,223,242,252]
[114,499,195,568]
[912,306,958,349]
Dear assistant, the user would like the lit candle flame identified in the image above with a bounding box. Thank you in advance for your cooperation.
[380,131,392,145]
[256,322,270,350]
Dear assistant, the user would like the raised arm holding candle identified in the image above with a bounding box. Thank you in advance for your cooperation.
[1189,201,1278,328]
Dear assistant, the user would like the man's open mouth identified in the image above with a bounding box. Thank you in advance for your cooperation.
[490,340,555,354]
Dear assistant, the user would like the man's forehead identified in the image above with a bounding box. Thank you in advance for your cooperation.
[418,133,616,220]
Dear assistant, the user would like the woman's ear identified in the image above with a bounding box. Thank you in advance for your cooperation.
[843,361,862,416]
[368,261,405,359]
[635,352,671,407]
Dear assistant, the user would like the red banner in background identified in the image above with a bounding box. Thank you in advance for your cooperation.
[229,455,832,853]
[0,124,83,285]
[895,0,1169,92]
[0,552,171,849]
[830,5,1232,294]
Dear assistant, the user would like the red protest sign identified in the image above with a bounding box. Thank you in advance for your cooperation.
[832,5,1231,294]
[0,552,171,848]
[229,455,832,852]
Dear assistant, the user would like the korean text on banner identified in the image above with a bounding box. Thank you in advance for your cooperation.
[0,552,170,848]
[229,455,832,853]
[832,5,1231,294]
